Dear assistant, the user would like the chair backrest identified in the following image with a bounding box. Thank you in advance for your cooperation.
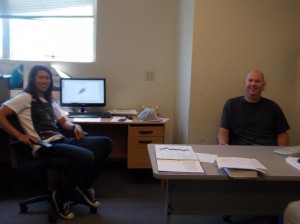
[7,113,70,170]
[0,78,10,105]
[7,114,49,169]
[7,114,23,134]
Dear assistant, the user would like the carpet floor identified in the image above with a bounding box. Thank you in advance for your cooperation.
[0,161,280,224]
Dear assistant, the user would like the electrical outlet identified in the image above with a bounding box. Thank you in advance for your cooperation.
[145,71,154,81]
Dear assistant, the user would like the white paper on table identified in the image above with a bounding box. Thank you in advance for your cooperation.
[155,145,197,160]
[216,157,267,173]
[196,153,217,163]
[157,159,204,173]
[286,157,300,170]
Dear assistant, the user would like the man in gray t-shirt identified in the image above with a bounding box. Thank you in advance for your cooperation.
[217,69,290,146]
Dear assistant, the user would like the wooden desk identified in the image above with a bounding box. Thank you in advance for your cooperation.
[148,144,300,224]
[73,117,168,168]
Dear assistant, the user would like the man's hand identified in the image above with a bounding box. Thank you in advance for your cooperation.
[73,124,85,140]
[17,134,39,146]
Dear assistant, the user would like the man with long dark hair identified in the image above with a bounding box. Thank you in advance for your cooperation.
[0,65,112,220]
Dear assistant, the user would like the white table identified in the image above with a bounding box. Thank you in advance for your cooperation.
[148,144,300,224]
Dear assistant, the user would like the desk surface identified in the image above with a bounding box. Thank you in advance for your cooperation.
[148,144,300,219]
[70,117,168,167]
[72,117,169,125]
[148,144,300,181]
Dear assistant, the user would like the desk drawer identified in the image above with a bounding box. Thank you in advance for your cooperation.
[128,126,164,137]
[128,136,163,168]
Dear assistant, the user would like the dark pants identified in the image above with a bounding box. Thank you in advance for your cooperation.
[39,136,113,202]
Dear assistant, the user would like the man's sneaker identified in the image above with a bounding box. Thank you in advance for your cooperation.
[75,186,100,208]
[52,191,75,220]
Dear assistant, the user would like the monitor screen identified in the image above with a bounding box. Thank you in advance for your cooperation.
[60,78,106,109]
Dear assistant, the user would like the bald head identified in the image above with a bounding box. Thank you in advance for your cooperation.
[244,69,266,103]
[245,69,265,82]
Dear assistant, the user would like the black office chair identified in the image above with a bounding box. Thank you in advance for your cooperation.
[9,140,61,223]
[6,114,97,223]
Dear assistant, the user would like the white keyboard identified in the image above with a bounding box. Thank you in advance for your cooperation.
[274,146,300,156]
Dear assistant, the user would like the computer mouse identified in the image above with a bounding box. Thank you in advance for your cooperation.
[126,115,133,120]
[298,158,300,163]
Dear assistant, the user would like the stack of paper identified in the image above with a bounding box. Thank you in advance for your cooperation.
[108,109,138,116]
[274,146,300,156]
[216,157,267,179]
[222,168,258,179]
[286,157,300,170]
[155,145,204,173]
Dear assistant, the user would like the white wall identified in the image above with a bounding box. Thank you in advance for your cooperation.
[188,0,300,145]
[56,0,177,144]
[3,0,300,146]
[2,0,178,144]
[173,0,194,144]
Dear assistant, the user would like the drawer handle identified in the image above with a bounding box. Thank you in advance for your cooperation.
[138,140,153,144]
[139,130,153,134]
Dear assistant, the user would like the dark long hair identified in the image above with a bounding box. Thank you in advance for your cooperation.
[24,65,54,102]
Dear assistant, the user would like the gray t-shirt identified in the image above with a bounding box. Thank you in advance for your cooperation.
[220,96,290,145]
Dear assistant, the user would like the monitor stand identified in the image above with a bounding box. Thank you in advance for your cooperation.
[80,107,87,113]
[69,107,88,115]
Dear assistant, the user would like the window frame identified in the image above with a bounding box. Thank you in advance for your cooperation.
[0,0,96,63]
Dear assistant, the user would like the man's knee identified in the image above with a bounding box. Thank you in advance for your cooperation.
[87,136,113,155]
[284,200,300,224]
[103,137,113,153]
[97,136,113,157]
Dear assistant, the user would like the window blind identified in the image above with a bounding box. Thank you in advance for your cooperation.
[0,0,95,18]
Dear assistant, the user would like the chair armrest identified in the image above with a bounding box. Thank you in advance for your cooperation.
[35,141,53,148]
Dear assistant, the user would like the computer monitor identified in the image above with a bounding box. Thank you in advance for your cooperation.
[60,78,106,112]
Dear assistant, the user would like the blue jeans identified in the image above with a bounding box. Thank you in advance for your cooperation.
[39,136,113,201]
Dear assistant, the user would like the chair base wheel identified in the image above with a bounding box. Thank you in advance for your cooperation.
[20,203,28,213]
[48,211,57,224]
[90,206,97,213]
[223,215,235,223]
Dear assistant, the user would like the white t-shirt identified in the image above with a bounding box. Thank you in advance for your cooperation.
[4,92,65,154]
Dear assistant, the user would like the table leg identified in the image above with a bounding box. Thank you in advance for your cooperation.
[166,180,173,224]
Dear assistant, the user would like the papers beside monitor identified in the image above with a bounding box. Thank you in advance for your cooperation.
[286,157,300,170]
[155,118,169,122]
[109,109,138,116]
[216,157,267,179]
[155,145,204,173]
[73,117,101,122]
[111,116,133,122]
